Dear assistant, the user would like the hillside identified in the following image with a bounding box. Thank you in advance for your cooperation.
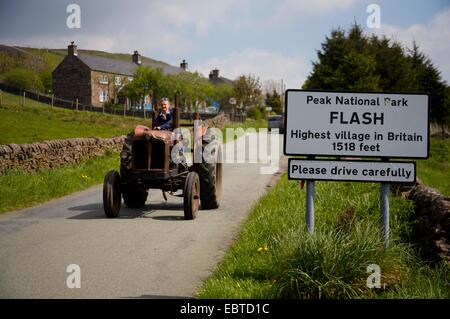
[0,44,177,93]
[0,91,146,144]
[1,44,172,71]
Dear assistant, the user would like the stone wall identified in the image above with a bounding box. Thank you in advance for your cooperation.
[203,112,231,129]
[0,136,124,175]
[394,180,450,263]
[52,55,92,105]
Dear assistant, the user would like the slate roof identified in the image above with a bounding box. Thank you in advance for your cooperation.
[77,54,184,76]
[209,76,234,85]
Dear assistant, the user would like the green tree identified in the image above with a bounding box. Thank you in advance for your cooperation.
[408,42,449,131]
[3,67,44,91]
[368,36,417,91]
[211,83,234,111]
[39,70,53,93]
[233,74,263,110]
[265,89,282,114]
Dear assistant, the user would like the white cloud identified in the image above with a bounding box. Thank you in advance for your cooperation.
[148,0,246,36]
[191,48,310,89]
[368,7,450,83]
[269,0,359,25]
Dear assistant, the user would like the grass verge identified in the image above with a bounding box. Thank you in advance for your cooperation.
[415,137,450,195]
[0,151,119,214]
[197,176,450,299]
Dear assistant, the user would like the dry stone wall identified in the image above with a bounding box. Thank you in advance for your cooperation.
[394,180,450,263]
[0,136,124,174]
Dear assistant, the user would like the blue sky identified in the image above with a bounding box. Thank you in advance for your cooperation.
[1,0,449,89]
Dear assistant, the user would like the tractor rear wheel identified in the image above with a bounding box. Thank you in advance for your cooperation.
[194,140,223,209]
[184,172,200,220]
[103,170,121,218]
[123,185,148,208]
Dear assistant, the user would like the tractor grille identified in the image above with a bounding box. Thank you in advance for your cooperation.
[133,140,148,169]
[132,139,166,170]
[150,140,165,169]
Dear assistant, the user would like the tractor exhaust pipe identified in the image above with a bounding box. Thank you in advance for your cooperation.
[173,92,180,130]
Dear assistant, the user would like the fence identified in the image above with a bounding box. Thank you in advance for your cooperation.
[0,83,243,121]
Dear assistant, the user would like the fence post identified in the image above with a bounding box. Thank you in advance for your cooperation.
[22,91,26,110]
[51,94,54,107]
[124,100,126,117]
[76,98,79,111]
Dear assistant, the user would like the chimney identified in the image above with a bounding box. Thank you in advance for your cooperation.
[180,59,188,71]
[132,50,141,65]
[209,68,220,80]
[68,41,78,56]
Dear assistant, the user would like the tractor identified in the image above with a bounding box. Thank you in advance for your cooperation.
[102,94,223,220]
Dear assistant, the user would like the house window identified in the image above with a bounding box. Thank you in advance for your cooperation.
[99,74,109,84]
[128,77,133,82]
[115,76,122,86]
[99,91,108,102]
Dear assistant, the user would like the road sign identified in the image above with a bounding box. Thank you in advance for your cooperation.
[229,97,237,105]
[288,159,415,183]
[284,90,429,159]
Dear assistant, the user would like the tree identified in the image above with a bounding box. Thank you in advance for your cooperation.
[210,83,233,111]
[407,42,449,131]
[3,67,44,91]
[233,74,263,110]
[265,89,282,114]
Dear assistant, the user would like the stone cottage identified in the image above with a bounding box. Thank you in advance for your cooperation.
[52,42,186,108]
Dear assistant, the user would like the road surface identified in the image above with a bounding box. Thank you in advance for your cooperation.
[0,133,285,298]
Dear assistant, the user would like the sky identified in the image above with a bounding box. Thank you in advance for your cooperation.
[1,0,449,90]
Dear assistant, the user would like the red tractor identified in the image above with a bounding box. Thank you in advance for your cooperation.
[102,95,223,220]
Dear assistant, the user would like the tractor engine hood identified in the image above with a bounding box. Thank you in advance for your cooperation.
[133,125,174,144]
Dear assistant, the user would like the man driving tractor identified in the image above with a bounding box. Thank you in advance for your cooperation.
[153,97,173,130]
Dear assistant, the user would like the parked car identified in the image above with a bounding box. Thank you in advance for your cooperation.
[268,114,285,133]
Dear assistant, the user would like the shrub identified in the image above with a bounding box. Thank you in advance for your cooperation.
[3,67,44,91]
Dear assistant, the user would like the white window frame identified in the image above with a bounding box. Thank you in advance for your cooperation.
[99,90,108,103]
[99,74,109,84]
[115,76,122,86]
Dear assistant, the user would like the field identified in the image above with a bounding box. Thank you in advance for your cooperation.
[0,91,146,144]
[416,137,450,195]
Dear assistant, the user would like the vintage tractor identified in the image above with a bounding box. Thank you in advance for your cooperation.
[102,95,223,220]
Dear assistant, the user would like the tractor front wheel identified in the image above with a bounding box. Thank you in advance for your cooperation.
[184,172,200,220]
[103,170,121,218]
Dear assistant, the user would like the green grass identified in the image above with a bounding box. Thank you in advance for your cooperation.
[197,176,450,299]
[415,137,450,195]
[0,91,147,144]
[0,151,119,214]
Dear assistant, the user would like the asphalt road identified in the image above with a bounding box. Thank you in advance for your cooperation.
[0,133,285,298]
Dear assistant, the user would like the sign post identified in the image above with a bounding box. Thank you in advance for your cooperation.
[284,90,429,245]
[306,179,315,234]
[380,182,390,248]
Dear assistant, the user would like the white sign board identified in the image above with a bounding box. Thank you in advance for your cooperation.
[229,97,237,105]
[284,90,429,158]
[289,159,416,183]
